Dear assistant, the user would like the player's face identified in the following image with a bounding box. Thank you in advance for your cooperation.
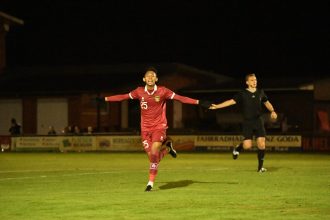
[143,71,158,86]
[246,75,257,88]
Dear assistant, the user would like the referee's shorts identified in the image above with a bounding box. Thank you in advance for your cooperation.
[242,117,266,140]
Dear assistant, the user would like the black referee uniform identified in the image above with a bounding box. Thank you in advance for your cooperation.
[233,88,269,171]
[233,89,268,140]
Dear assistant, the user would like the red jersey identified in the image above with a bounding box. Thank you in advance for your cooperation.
[105,85,198,132]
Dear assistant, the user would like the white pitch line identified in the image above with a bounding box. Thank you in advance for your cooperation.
[0,171,120,181]
[0,167,228,174]
[0,169,97,173]
[0,167,228,181]
[162,167,228,171]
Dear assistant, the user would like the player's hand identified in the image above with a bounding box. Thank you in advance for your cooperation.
[199,100,213,109]
[95,97,105,102]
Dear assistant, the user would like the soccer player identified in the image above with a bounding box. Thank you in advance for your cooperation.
[104,67,211,191]
[209,73,277,172]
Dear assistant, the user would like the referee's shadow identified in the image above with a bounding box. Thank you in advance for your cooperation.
[158,180,238,190]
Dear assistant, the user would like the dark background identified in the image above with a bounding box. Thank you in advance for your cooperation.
[2,0,330,78]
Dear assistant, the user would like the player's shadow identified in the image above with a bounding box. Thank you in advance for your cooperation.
[159,180,238,190]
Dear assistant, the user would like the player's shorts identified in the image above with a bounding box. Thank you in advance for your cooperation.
[141,129,167,153]
[242,117,266,140]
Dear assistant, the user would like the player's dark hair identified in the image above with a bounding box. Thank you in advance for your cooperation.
[145,66,158,75]
[245,73,256,81]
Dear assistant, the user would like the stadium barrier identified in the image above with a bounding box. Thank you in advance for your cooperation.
[302,135,330,152]
[6,134,308,152]
[0,135,11,152]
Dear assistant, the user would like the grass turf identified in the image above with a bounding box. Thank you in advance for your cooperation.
[0,152,329,220]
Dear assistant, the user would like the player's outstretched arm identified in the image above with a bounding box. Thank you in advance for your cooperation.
[104,94,130,102]
[209,99,236,110]
[172,94,213,109]
[173,94,199,105]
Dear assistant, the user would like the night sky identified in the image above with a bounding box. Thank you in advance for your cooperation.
[2,1,330,78]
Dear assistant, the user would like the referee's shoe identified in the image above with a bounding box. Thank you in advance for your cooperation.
[232,148,239,160]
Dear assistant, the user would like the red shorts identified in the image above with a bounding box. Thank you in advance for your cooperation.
[141,129,166,153]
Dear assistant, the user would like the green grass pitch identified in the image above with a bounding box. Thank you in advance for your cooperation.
[0,152,329,220]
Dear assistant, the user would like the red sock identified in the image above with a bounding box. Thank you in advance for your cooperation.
[159,148,168,161]
[149,154,159,182]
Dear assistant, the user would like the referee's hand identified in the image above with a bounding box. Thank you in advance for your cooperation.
[199,100,213,109]
[270,111,277,120]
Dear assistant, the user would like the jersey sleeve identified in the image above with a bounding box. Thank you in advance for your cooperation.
[104,94,130,102]
[105,88,139,102]
[233,91,242,104]
[173,94,199,104]
[163,87,198,104]
[260,89,269,102]
[128,88,140,100]
[162,87,176,99]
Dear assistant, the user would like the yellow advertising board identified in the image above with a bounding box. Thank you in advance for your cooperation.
[11,134,302,152]
[195,135,301,148]
[13,136,61,150]
[96,136,142,151]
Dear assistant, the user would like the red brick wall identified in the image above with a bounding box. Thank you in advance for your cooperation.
[22,98,37,134]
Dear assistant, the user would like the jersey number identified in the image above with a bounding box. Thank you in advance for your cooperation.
[141,101,148,109]
[143,140,149,149]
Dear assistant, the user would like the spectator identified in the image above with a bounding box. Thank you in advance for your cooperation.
[74,125,81,135]
[47,126,57,135]
[9,118,21,135]
[62,125,74,134]
[87,126,93,135]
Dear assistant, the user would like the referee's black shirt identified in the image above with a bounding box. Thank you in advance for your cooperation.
[233,89,268,120]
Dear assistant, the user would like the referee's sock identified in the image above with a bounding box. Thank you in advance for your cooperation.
[257,149,265,170]
[235,143,243,152]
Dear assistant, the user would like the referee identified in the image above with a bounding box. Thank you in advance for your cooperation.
[210,73,277,172]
